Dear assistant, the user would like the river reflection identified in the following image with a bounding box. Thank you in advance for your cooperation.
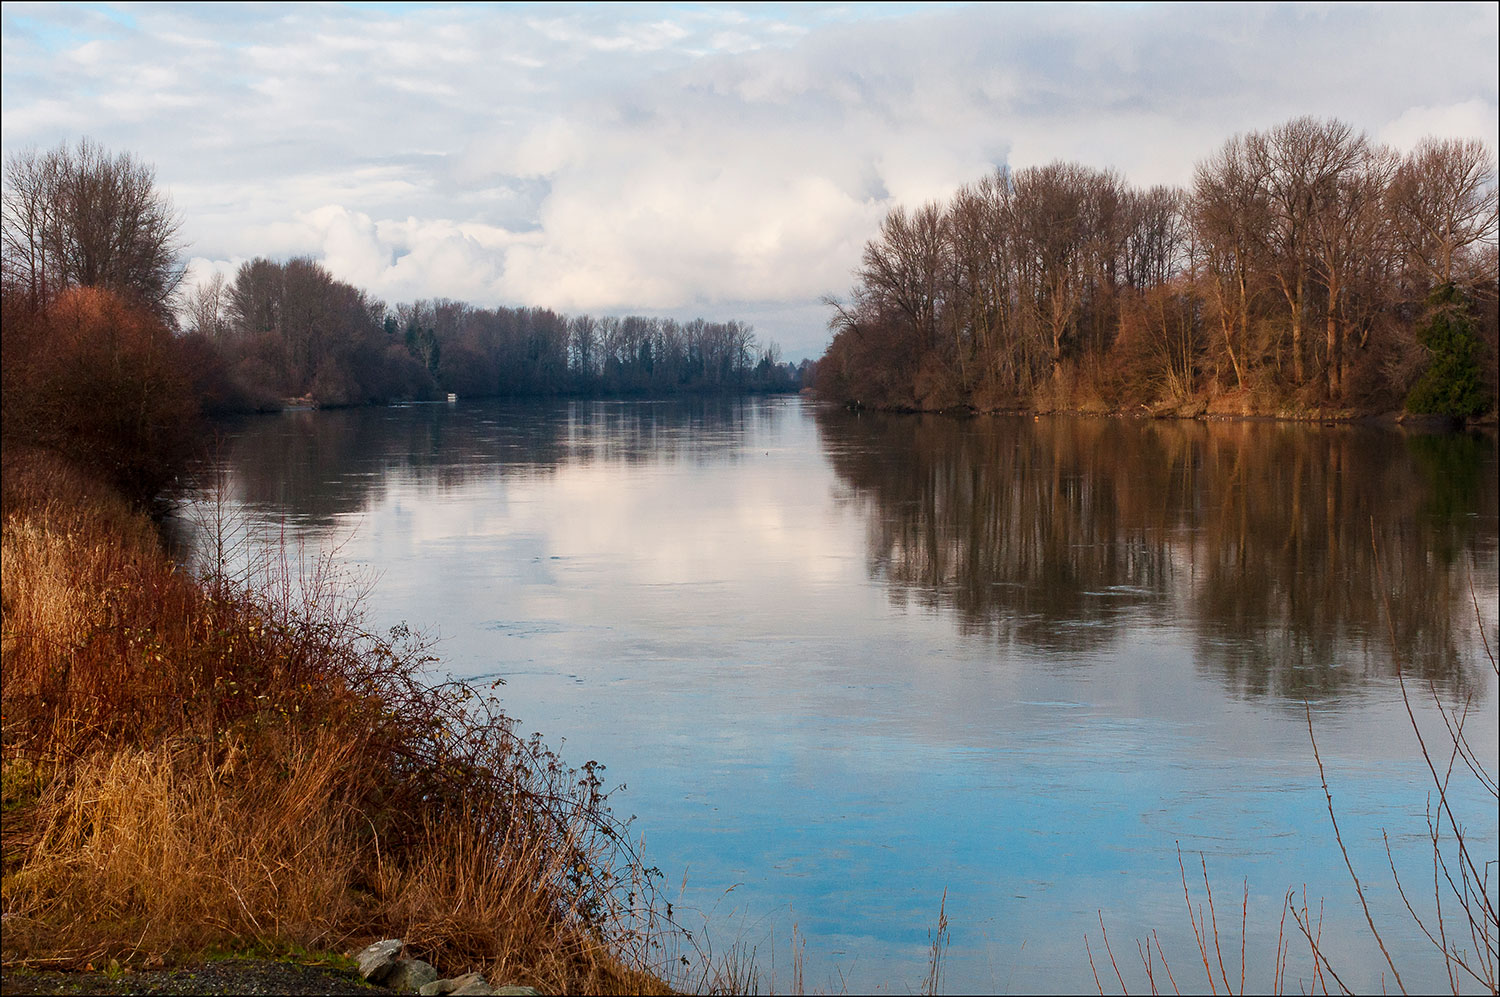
[179,398,1498,995]
[212,397,772,527]
[816,411,1497,701]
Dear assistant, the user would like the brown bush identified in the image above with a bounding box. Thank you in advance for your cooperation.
[1,287,202,505]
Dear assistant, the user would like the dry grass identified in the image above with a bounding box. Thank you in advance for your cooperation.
[0,448,681,993]
[4,736,361,960]
[921,890,950,997]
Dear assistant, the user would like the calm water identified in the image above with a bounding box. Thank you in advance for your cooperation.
[175,397,1499,994]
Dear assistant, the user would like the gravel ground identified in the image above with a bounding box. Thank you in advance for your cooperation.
[1,958,387,995]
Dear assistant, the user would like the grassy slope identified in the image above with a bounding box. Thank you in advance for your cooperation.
[0,450,676,995]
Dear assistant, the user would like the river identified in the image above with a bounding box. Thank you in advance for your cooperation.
[173,396,1499,994]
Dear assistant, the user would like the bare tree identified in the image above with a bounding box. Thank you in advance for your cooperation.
[1192,134,1273,389]
[569,313,600,379]
[1309,142,1399,398]
[0,146,60,304]
[1010,162,1099,381]
[185,270,229,340]
[227,256,284,340]
[1251,118,1368,387]
[948,173,1020,391]
[860,201,951,352]
[1123,185,1189,294]
[1,138,185,318]
[1389,137,1499,292]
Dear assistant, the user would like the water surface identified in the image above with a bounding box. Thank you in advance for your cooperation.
[177,397,1499,994]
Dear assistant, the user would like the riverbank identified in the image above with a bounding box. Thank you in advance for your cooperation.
[836,393,1498,430]
[0,449,677,995]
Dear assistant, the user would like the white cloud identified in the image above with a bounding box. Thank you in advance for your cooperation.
[4,2,1498,359]
[67,38,108,66]
[1378,100,1500,156]
[183,254,241,289]
[504,120,585,178]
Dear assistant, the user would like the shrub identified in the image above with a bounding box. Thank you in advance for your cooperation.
[1405,285,1490,418]
[1,287,202,505]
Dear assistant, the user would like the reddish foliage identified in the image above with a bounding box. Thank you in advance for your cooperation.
[1,287,202,504]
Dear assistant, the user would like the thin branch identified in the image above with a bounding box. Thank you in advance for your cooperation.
[1098,910,1128,995]
[1304,702,1406,993]
[1287,889,1353,996]
[1178,844,1217,995]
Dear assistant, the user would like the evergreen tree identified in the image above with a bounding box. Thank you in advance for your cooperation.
[1405,284,1489,418]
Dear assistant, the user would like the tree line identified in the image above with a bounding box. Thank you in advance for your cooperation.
[2,138,799,408]
[1,139,799,502]
[185,259,800,409]
[815,117,1498,417]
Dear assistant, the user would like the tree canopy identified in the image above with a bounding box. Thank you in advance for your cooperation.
[2,138,185,319]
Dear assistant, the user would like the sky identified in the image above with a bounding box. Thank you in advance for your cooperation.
[2,3,1497,360]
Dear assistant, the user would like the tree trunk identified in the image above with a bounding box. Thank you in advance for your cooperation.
[1325,305,1340,400]
[1291,272,1305,386]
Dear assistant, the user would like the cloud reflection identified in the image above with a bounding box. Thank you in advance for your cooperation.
[177,399,1499,994]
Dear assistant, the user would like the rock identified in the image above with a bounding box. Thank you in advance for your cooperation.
[493,987,543,996]
[355,939,404,983]
[386,959,441,993]
[420,972,491,996]
[451,975,496,996]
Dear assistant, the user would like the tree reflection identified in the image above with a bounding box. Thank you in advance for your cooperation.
[198,397,776,529]
[817,410,1498,700]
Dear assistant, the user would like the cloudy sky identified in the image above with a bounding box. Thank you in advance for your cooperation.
[2,3,1497,359]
